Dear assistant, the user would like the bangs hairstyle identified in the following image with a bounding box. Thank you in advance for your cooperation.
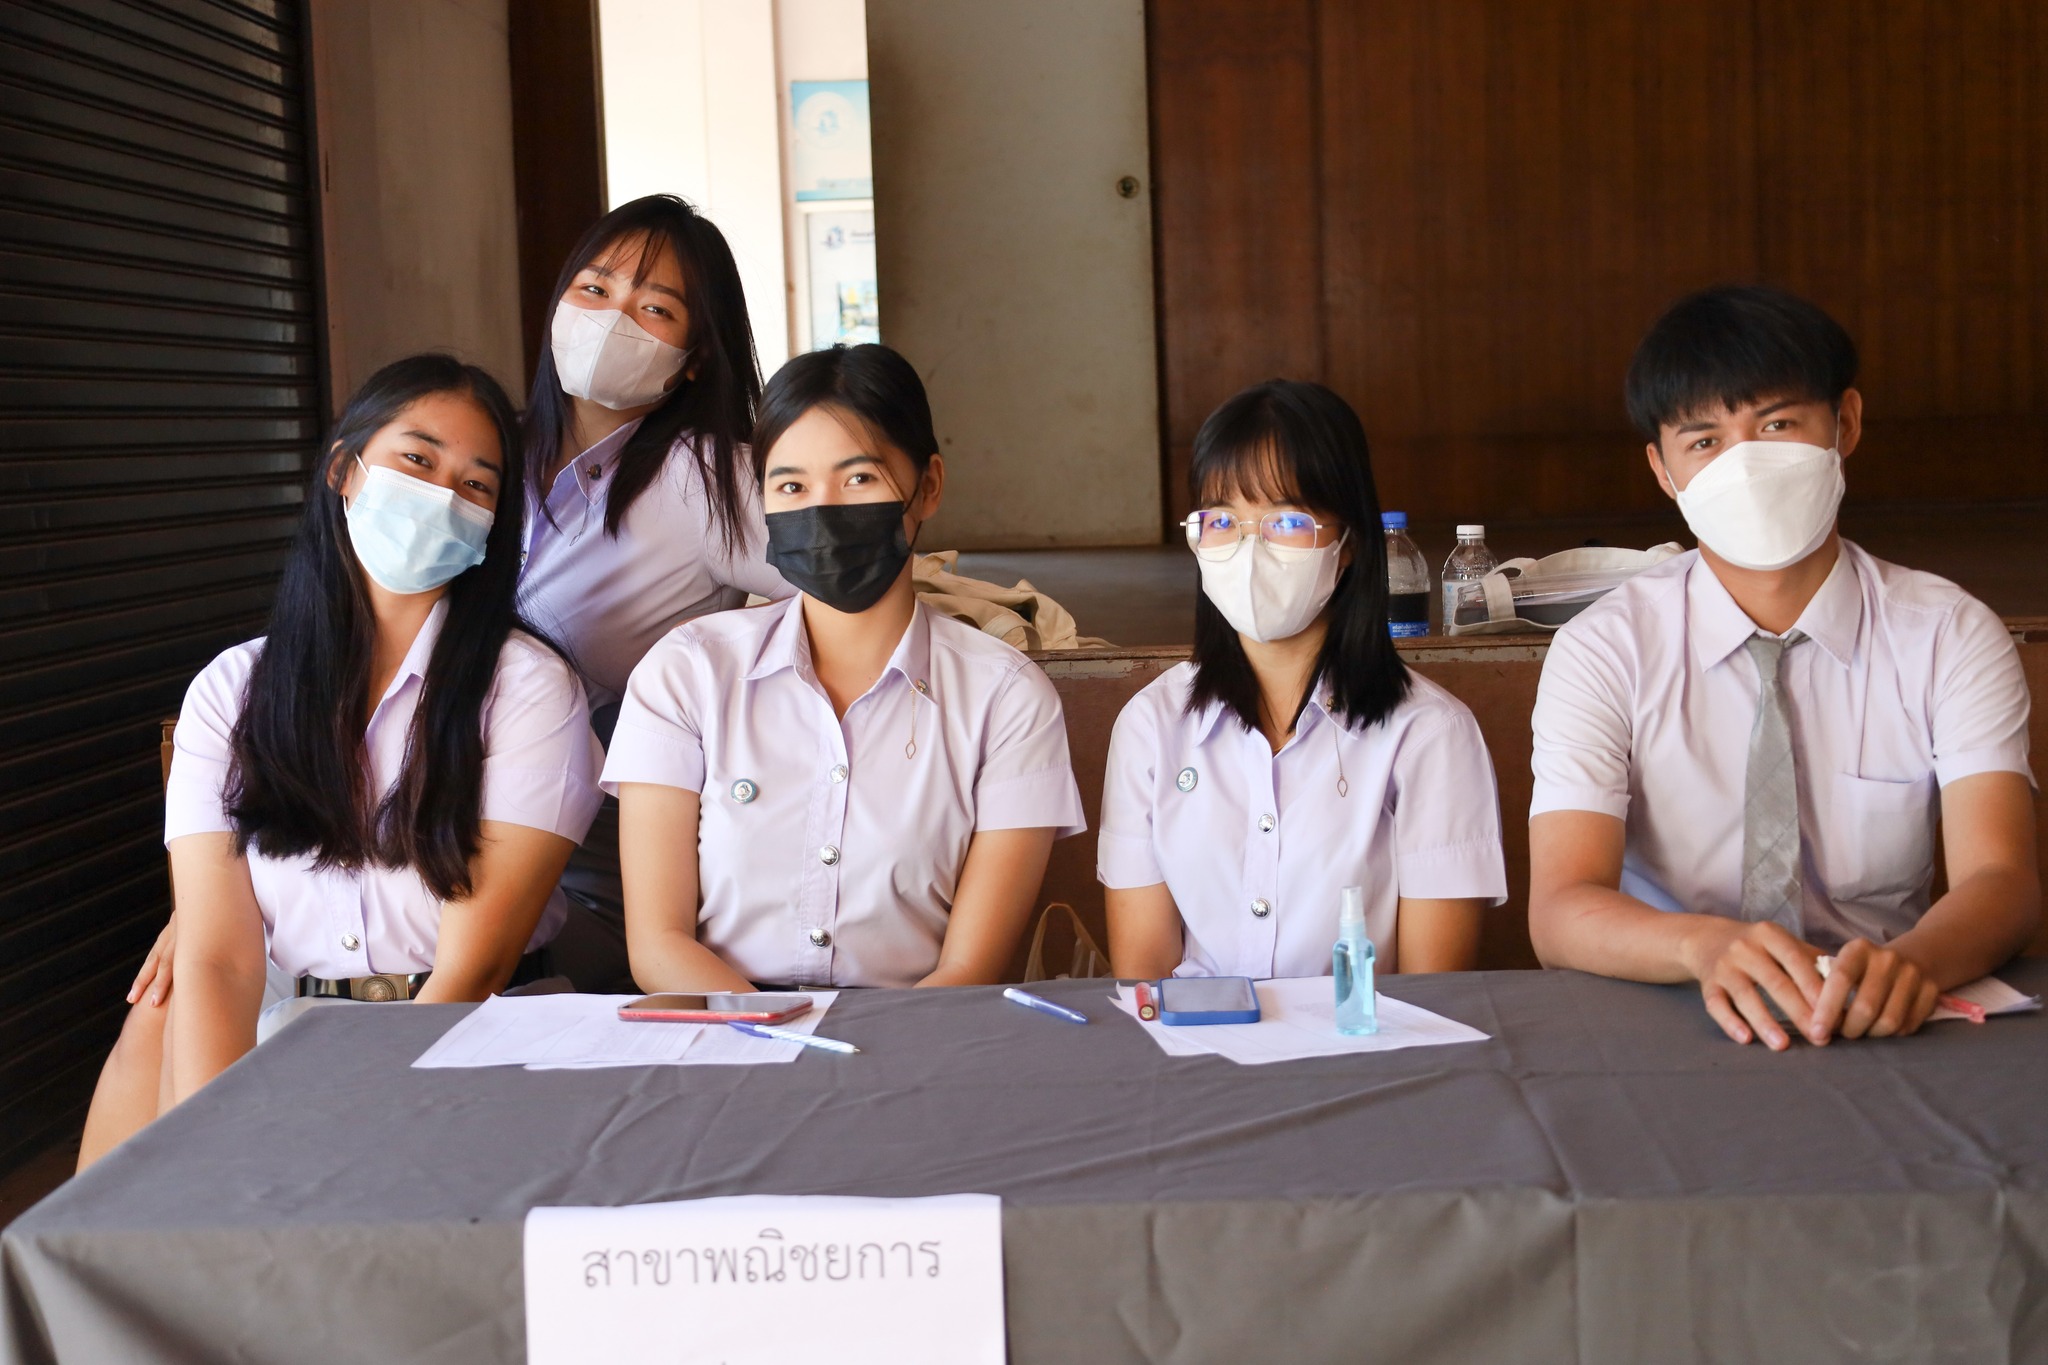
[523,194,762,551]
[226,354,536,903]
[1187,380,1410,735]
[1625,284,1858,441]
[752,343,937,487]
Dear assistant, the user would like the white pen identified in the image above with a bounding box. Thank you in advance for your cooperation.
[727,1021,862,1053]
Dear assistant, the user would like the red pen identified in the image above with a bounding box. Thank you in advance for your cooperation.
[1134,980,1157,1021]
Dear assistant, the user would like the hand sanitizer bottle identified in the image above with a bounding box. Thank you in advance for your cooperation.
[1332,886,1378,1035]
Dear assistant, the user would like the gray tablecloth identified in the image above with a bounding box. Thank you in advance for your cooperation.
[8,964,2048,1364]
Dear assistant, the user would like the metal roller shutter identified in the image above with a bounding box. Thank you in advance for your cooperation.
[0,0,323,1170]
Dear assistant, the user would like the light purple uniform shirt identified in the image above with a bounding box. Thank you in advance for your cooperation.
[601,597,1087,988]
[1531,542,2034,948]
[164,601,605,979]
[518,421,792,710]
[1097,663,1508,978]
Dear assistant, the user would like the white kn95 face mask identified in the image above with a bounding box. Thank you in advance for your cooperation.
[1196,535,1347,643]
[550,301,689,410]
[1673,439,1844,572]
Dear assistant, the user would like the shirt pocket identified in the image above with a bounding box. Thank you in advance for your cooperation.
[1819,771,1938,910]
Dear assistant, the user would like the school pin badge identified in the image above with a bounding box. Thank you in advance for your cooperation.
[1176,766,1199,793]
[730,779,759,804]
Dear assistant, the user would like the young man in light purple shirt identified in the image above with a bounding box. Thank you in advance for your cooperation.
[1529,285,2039,1050]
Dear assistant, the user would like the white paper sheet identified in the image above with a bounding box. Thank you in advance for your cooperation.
[523,1193,1004,1365]
[411,993,840,1070]
[1109,977,1489,1064]
[1931,974,2042,1022]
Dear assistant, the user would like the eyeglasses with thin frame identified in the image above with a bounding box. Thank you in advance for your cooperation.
[1183,508,1339,560]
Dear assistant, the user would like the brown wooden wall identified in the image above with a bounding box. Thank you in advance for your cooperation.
[1149,0,2048,528]
[507,0,607,383]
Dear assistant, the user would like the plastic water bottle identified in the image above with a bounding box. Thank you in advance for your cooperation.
[1332,886,1378,1035]
[1440,524,1497,632]
[1381,512,1430,637]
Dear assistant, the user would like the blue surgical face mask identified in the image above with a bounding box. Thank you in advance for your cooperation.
[344,457,494,594]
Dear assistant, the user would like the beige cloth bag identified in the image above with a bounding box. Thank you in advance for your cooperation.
[1021,902,1112,982]
[911,551,1113,651]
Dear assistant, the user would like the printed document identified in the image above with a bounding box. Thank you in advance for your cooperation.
[1110,976,1488,1064]
[412,993,839,1070]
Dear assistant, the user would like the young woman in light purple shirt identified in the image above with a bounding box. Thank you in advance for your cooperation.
[80,357,602,1169]
[1100,381,1505,981]
[606,345,1084,990]
[514,196,793,989]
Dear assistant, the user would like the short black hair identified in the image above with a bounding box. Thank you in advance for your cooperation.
[1624,284,1858,441]
[1186,379,1410,735]
[754,343,937,482]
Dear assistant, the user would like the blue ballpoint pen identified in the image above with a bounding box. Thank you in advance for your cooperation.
[1002,986,1090,1025]
[727,1021,861,1054]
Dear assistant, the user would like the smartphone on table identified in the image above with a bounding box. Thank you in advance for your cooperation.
[618,993,814,1024]
[1154,977,1261,1026]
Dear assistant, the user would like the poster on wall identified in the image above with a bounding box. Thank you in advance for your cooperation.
[791,80,873,201]
[807,210,879,347]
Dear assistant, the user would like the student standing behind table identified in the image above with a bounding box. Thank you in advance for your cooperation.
[78,356,602,1170]
[1100,380,1506,981]
[516,194,793,990]
[605,344,1085,990]
[1528,285,2039,1050]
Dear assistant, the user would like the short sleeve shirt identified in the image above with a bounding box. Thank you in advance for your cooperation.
[602,597,1086,988]
[518,422,793,711]
[1530,541,2033,948]
[164,601,605,978]
[1097,663,1508,978]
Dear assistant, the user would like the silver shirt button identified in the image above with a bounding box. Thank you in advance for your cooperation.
[1250,899,1272,919]
[1258,814,1276,833]
[730,778,759,804]
[1176,766,1198,793]
[819,845,841,866]
[341,933,362,951]
[808,928,831,948]
[829,764,848,784]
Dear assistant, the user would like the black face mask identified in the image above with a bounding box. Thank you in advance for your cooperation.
[765,501,914,614]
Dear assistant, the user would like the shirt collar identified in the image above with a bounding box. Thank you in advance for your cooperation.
[743,597,935,699]
[557,417,643,505]
[375,598,450,712]
[1189,675,1338,746]
[1688,544,1862,672]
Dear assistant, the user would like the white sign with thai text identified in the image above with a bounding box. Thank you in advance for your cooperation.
[523,1193,1005,1365]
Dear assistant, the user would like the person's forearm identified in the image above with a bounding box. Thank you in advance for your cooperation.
[1531,881,1729,983]
[627,926,755,992]
[167,959,264,1105]
[414,953,519,1004]
[1890,866,2042,989]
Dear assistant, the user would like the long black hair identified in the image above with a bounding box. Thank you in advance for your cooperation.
[226,354,529,902]
[1186,379,1410,733]
[522,194,761,552]
[752,343,937,480]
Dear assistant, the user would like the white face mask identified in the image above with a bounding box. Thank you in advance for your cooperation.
[1673,438,1844,572]
[1196,534,1347,643]
[550,301,688,410]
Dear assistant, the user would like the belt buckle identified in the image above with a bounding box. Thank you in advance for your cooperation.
[350,972,412,1002]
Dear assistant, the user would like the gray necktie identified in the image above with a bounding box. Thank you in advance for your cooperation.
[1740,631,1806,936]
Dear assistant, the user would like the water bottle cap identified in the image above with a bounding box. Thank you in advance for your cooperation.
[1380,511,1408,530]
[1456,524,1485,538]
[1340,885,1367,929]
